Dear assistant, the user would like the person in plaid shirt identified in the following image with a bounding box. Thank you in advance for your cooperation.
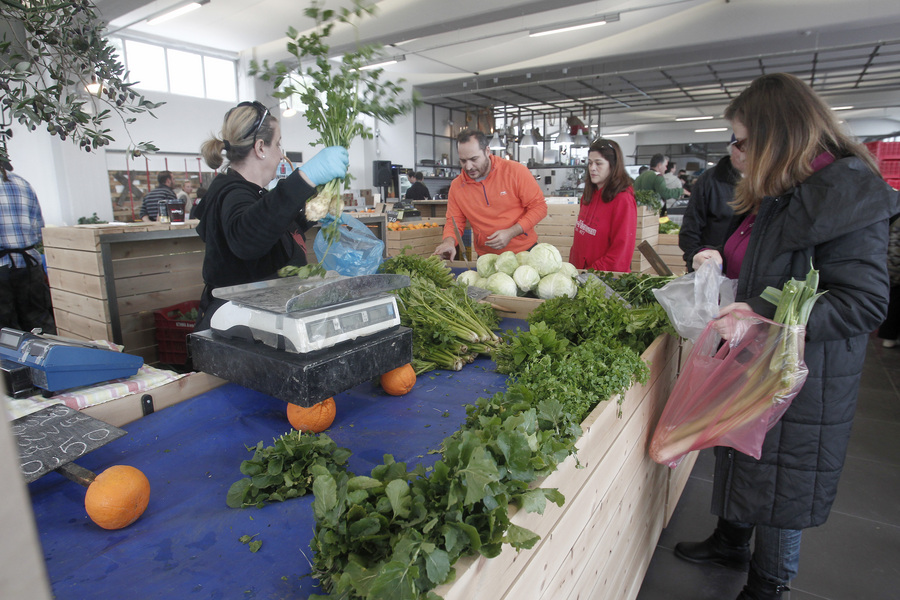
[0,159,56,333]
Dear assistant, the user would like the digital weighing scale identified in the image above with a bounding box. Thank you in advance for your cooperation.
[209,273,408,353]
[190,274,414,406]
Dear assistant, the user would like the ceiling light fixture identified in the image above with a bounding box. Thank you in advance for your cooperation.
[147,0,210,26]
[831,105,854,111]
[488,132,505,150]
[602,133,630,138]
[572,132,590,146]
[675,116,714,122]
[553,110,572,146]
[695,127,729,133]
[519,132,537,148]
[85,75,102,95]
[359,55,405,71]
[529,13,619,38]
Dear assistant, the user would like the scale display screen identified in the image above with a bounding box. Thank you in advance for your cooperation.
[306,302,396,344]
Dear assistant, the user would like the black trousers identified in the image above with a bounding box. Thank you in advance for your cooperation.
[0,255,57,334]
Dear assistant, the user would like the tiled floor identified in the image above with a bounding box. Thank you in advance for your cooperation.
[636,335,900,600]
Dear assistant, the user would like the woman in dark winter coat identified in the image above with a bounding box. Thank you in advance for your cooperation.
[678,138,744,271]
[193,101,348,330]
[679,73,899,600]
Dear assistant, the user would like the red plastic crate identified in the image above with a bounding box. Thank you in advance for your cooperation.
[881,159,900,179]
[153,300,200,364]
[887,179,900,190]
[866,141,900,160]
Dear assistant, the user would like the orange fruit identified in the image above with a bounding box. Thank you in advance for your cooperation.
[380,363,416,396]
[84,465,151,530]
[287,398,336,433]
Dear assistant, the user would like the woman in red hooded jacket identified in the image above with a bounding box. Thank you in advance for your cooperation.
[568,138,637,272]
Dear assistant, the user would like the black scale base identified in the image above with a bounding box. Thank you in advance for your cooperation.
[189,326,412,406]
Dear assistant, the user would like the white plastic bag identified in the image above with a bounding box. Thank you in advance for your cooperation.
[652,260,736,341]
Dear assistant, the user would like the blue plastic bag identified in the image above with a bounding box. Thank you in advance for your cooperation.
[313,213,384,276]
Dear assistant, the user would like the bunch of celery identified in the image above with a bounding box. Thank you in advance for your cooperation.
[650,264,825,465]
[251,1,416,240]
[395,276,500,372]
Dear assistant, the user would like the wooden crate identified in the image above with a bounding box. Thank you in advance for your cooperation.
[536,202,578,262]
[42,221,205,364]
[632,206,660,274]
[386,217,445,257]
[657,233,688,275]
[436,333,691,600]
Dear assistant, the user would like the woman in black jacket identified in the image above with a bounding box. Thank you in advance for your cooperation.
[193,101,348,330]
[678,73,899,599]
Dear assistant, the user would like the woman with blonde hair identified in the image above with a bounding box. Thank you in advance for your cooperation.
[568,138,636,272]
[193,101,348,329]
[679,73,899,599]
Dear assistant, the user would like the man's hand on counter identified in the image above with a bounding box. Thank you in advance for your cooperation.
[433,238,457,261]
[485,224,523,250]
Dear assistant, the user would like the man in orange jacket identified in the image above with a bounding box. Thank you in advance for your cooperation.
[433,129,547,260]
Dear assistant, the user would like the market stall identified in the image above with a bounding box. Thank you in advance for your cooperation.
[25,319,692,599]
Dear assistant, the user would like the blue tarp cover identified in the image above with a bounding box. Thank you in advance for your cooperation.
[28,349,513,599]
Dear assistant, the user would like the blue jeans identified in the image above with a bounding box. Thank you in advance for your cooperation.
[737,521,802,586]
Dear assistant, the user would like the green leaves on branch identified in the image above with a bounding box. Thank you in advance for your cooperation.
[0,0,162,164]
[249,0,419,224]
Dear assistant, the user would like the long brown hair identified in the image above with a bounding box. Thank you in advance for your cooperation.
[200,102,277,170]
[582,138,632,205]
[724,72,879,214]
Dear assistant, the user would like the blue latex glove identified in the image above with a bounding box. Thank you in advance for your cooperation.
[299,146,349,186]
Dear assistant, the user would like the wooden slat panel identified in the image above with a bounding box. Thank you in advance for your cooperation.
[114,270,204,298]
[111,252,205,279]
[44,247,103,276]
[119,312,157,336]
[121,328,158,352]
[47,268,106,300]
[534,224,574,237]
[108,236,204,261]
[49,288,110,323]
[53,309,113,341]
[117,286,205,317]
[41,226,102,251]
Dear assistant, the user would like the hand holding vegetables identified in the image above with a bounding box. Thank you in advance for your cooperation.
[299,146,349,189]
[713,301,753,340]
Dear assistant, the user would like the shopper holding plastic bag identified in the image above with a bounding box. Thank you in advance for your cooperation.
[666,73,899,600]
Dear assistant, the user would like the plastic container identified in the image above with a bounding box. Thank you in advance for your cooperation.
[865,141,900,160]
[880,159,900,179]
[153,300,200,364]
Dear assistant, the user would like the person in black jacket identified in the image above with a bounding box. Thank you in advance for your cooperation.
[678,139,744,270]
[404,171,431,200]
[193,101,348,330]
[677,73,899,600]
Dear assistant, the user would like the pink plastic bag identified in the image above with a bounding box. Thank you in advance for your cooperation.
[649,310,809,468]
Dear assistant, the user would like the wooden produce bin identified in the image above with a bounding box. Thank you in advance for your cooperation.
[436,330,696,600]
[535,201,578,261]
[657,233,688,275]
[42,222,205,364]
[412,199,449,218]
[386,217,445,257]
[633,206,660,274]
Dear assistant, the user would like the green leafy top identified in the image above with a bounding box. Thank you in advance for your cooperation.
[251,0,418,150]
[1,0,162,164]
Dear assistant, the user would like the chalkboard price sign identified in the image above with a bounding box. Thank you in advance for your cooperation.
[10,405,125,483]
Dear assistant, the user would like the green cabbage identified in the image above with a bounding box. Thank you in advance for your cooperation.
[476,254,498,278]
[527,243,562,276]
[512,264,540,294]
[516,250,530,266]
[558,262,578,279]
[494,251,519,276]
[456,270,481,287]
[537,272,577,299]
[484,272,518,297]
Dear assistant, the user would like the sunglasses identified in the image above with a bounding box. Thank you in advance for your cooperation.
[237,100,269,144]
[730,137,748,152]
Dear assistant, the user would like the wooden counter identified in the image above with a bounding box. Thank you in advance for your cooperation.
[436,333,696,600]
[42,222,205,364]
[412,199,448,218]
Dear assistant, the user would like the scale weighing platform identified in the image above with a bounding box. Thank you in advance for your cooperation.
[190,274,413,406]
